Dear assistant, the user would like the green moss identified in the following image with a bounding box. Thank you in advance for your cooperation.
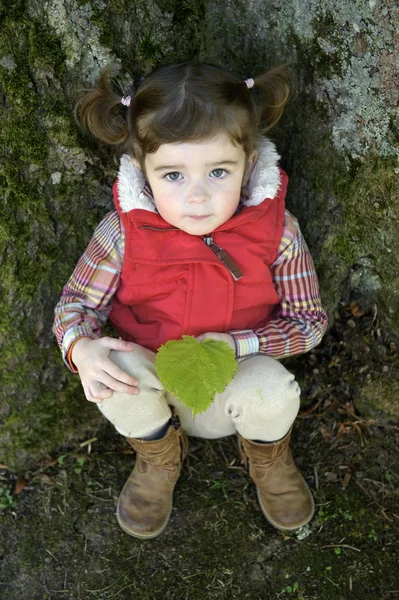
[91,0,204,72]
[0,6,101,469]
[281,84,399,326]
[319,156,399,324]
[1,370,98,469]
[323,158,397,261]
[28,22,66,77]
[136,33,165,64]
[282,487,397,599]
[0,21,38,104]
[0,19,49,163]
[357,378,399,419]
[289,11,349,81]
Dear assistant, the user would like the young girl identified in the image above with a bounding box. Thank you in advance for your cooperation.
[53,62,328,539]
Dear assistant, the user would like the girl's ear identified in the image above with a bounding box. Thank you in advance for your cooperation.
[248,150,258,166]
[131,157,142,170]
[243,150,258,184]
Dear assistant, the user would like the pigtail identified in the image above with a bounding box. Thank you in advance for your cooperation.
[74,68,129,145]
[251,65,290,131]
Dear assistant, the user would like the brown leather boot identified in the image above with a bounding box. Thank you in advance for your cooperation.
[116,415,189,539]
[238,428,314,531]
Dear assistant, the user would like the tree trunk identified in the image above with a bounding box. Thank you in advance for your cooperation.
[1,0,397,470]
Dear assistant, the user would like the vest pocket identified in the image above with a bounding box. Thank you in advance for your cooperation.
[115,265,189,344]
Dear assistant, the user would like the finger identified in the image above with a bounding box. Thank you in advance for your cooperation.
[198,332,212,341]
[198,333,217,341]
[99,337,136,352]
[105,359,139,387]
[90,382,115,400]
[98,372,139,395]
[87,395,106,403]
[83,383,106,404]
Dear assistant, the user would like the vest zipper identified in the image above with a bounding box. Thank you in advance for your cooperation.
[137,226,243,281]
[202,235,243,281]
[138,225,179,232]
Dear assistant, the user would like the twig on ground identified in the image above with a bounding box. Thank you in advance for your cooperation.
[320,544,361,552]
[79,437,98,448]
[298,398,323,416]
[314,465,319,490]
[217,442,230,465]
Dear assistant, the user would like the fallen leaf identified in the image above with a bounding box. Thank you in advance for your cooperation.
[336,423,348,438]
[14,478,27,495]
[39,474,53,485]
[341,469,352,490]
[319,425,332,441]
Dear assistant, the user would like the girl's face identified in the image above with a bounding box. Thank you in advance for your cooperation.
[143,134,253,235]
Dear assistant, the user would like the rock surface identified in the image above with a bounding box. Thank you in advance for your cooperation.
[0,0,398,468]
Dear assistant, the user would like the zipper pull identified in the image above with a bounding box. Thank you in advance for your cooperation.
[203,235,243,281]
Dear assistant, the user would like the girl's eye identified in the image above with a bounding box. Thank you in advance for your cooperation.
[210,168,227,178]
[165,172,182,181]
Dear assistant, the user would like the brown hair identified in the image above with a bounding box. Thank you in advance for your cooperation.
[75,62,290,167]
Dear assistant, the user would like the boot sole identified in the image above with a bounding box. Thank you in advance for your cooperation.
[256,481,315,532]
[116,496,172,540]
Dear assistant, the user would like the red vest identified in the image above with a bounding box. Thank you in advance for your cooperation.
[109,170,287,352]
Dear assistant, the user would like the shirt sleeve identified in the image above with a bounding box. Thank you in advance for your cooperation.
[229,210,328,359]
[52,210,124,372]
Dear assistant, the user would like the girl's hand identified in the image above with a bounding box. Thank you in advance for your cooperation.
[71,337,139,403]
[197,332,236,354]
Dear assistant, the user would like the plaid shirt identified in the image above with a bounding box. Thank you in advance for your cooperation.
[53,209,328,371]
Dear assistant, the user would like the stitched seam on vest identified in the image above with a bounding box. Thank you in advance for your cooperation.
[182,263,194,335]
[225,272,234,331]
[138,226,179,232]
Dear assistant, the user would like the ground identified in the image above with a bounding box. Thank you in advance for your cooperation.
[1,302,398,600]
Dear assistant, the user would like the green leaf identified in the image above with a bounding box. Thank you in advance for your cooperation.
[76,457,85,466]
[74,468,82,474]
[334,547,341,555]
[286,586,293,593]
[293,582,299,592]
[57,455,65,465]
[155,336,237,415]
[0,488,16,509]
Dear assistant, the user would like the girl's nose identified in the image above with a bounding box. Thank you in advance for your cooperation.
[187,183,210,204]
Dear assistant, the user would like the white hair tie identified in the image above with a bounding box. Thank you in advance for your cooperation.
[121,95,131,107]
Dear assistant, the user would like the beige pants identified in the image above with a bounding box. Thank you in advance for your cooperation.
[97,344,301,442]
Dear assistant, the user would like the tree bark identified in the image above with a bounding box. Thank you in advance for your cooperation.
[0,0,397,469]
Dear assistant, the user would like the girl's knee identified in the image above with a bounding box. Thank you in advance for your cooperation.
[231,355,299,401]
[109,345,161,391]
[104,345,168,438]
[99,387,171,438]
[223,355,301,423]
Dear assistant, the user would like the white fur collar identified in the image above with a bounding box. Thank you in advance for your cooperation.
[116,138,281,213]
